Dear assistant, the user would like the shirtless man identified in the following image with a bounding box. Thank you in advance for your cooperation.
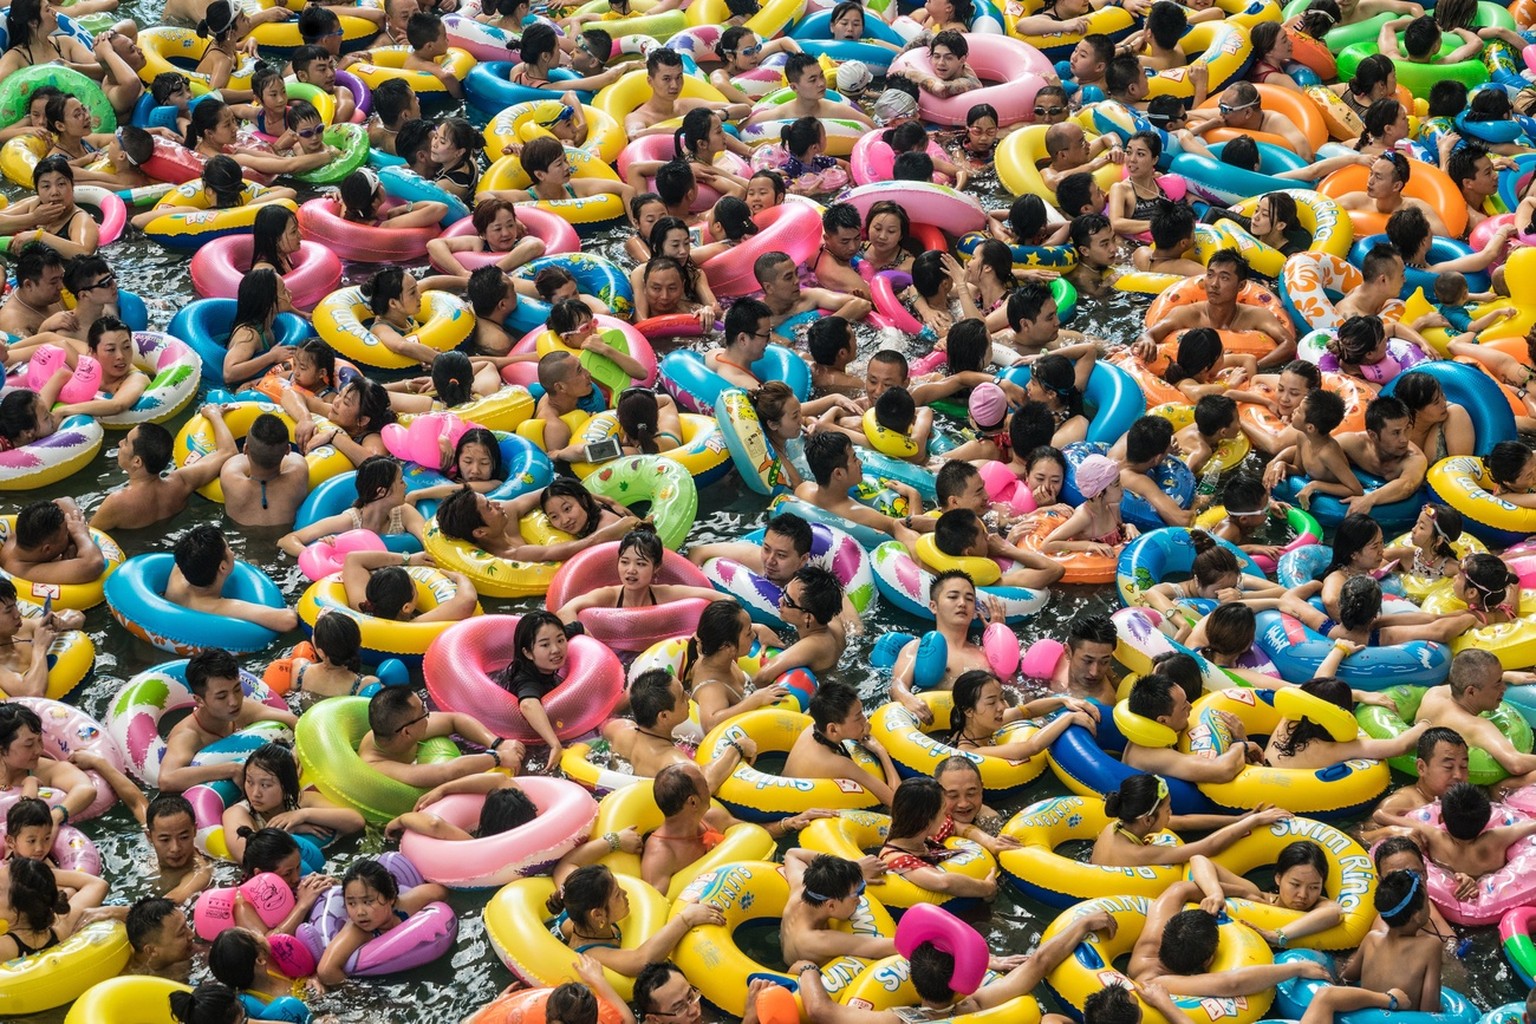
[139,794,213,904]
[887,31,981,103]
[1125,879,1329,995]
[360,0,418,50]
[124,897,195,982]
[1336,395,1428,517]
[1122,673,1255,785]
[1108,416,1199,527]
[688,513,866,631]
[1189,83,1313,159]
[0,243,65,339]
[358,688,522,789]
[795,432,922,549]
[783,681,902,805]
[1133,251,1295,367]
[531,351,595,457]
[35,255,123,344]
[1367,728,1470,835]
[781,849,893,965]
[1023,611,1120,704]
[746,52,872,127]
[890,572,1004,721]
[752,566,847,684]
[935,756,1021,854]
[626,49,749,137]
[0,578,84,698]
[1417,650,1536,788]
[1041,122,1123,193]
[757,251,871,325]
[1333,245,1421,325]
[1336,152,1450,237]
[91,414,236,532]
[0,498,104,588]
[605,670,752,786]
[812,204,869,299]
[163,525,299,639]
[1413,781,1536,899]
[157,648,298,792]
[706,298,774,390]
[219,412,311,528]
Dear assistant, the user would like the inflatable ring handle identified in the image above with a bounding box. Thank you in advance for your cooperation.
[913,631,948,692]
[1112,701,1178,749]
[894,903,988,996]
[1272,687,1358,742]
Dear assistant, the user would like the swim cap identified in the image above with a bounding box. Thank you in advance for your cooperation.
[968,382,1008,429]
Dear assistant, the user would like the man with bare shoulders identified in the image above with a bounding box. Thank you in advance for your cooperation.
[783,681,901,806]
[1132,251,1295,367]
[604,670,752,785]
[1336,395,1428,517]
[92,414,236,532]
[0,243,64,339]
[626,49,749,137]
[158,649,298,792]
[1366,728,1470,838]
[1336,153,1449,236]
[889,572,1001,723]
[0,498,104,588]
[219,412,311,528]
[1122,674,1256,785]
[163,525,298,637]
[1417,650,1536,790]
[359,688,522,789]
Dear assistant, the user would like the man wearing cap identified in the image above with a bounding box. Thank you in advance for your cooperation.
[745,53,874,127]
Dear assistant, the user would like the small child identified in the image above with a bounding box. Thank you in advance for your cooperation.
[932,507,1065,588]
[745,168,785,213]
[208,927,319,1020]
[1296,870,1439,1024]
[315,859,451,985]
[1175,393,1241,477]
[1133,201,1204,277]
[404,12,464,99]
[806,314,863,394]
[1263,389,1364,507]
[3,797,56,864]
[1433,271,1507,335]
[1383,503,1463,586]
[1412,782,1536,897]
[956,102,998,171]
[1206,474,1292,565]
[835,386,924,463]
[777,117,849,195]
[1044,452,1135,555]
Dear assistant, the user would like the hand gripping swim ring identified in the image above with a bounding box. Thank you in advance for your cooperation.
[1253,608,1450,689]
[1381,360,1517,458]
[1183,686,1388,817]
[135,27,260,94]
[1144,275,1294,360]
[545,541,715,652]
[91,332,203,429]
[888,32,1052,125]
[671,859,897,1012]
[1060,440,1195,533]
[423,614,624,741]
[298,851,458,975]
[1318,159,1467,239]
[11,696,119,820]
[701,521,875,631]
[166,297,314,389]
[1275,948,1479,1024]
[868,692,1047,796]
[400,777,597,889]
[0,812,98,874]
[1193,503,1323,575]
[698,709,886,821]
[0,516,123,614]
[481,99,623,165]
[1043,895,1274,1024]
[431,208,580,276]
[104,553,289,656]
[1214,815,1378,949]
[312,285,475,371]
[296,565,482,668]
[1115,526,1263,608]
[1419,584,1536,672]
[141,184,297,254]
[1428,455,1536,548]
[998,793,1185,908]
[294,695,460,825]
[700,199,824,299]
[658,345,811,417]
[1357,684,1531,786]
[103,659,289,788]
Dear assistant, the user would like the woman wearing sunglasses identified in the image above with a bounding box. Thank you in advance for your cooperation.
[708,26,805,106]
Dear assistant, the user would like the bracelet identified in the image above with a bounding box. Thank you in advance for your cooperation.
[727,738,746,757]
[603,830,622,852]
[1333,640,1352,655]
[51,805,68,824]
[1274,929,1288,949]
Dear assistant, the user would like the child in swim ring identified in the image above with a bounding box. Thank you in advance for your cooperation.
[1383,503,1463,585]
[545,863,723,976]
[405,428,506,507]
[1043,453,1136,557]
[3,797,59,866]
[222,741,364,863]
[383,774,543,842]
[315,858,451,985]
[208,926,322,1016]
[232,827,335,937]
[1092,772,1290,868]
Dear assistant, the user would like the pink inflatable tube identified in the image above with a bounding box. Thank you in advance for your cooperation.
[501,315,658,391]
[1471,212,1534,265]
[702,199,824,297]
[849,130,952,187]
[12,697,122,822]
[617,134,753,211]
[977,460,1039,515]
[888,33,1052,125]
[194,872,294,940]
[298,853,457,976]
[298,529,388,581]
[77,185,126,248]
[25,345,99,403]
[1406,801,1536,925]
[895,904,988,996]
[634,313,708,342]
[1019,637,1069,691]
[382,413,479,466]
[296,197,438,262]
[430,207,581,274]
[839,180,987,235]
[190,235,344,311]
[870,270,925,336]
[423,614,625,742]
[399,778,598,888]
[545,541,715,652]
[0,815,99,874]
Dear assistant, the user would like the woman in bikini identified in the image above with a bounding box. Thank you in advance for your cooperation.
[0,156,101,257]
[667,600,787,734]
[221,741,363,862]
[1279,572,1492,648]
[0,858,108,961]
[1394,371,1475,462]
[861,200,915,274]
[41,96,116,181]
[1091,772,1291,868]
[0,0,99,81]
[946,670,1097,764]
[1247,22,1304,88]
[876,777,997,898]
[544,863,721,975]
[277,455,426,556]
[283,377,397,466]
[1109,131,1181,240]
[287,612,381,701]
[553,524,725,634]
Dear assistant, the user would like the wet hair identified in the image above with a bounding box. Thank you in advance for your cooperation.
[174,525,230,590]
[1300,388,1345,434]
[1104,773,1166,821]
[518,21,560,63]
[241,741,302,812]
[1275,839,1330,887]
[31,154,72,191]
[611,389,659,454]
[339,378,395,434]
[887,776,945,842]
[12,241,62,288]
[544,863,617,928]
[362,563,413,621]
[780,116,823,160]
[893,151,934,181]
[806,315,855,369]
[1372,835,1425,872]
[372,78,415,129]
[208,928,262,989]
[5,795,51,845]
[1394,372,1451,428]
[946,318,991,373]
[1337,574,1384,632]
[1163,327,1222,386]
[800,854,864,905]
[126,897,179,953]
[724,296,771,348]
[1004,193,1048,244]
[146,793,197,831]
[1160,909,1219,974]
[312,611,363,673]
[1009,406,1057,458]
[882,119,925,152]
[1321,514,1384,580]
[1105,54,1143,95]
[1149,200,1195,251]
[539,478,605,538]
[1272,677,1353,757]
[1460,552,1518,612]
[1417,725,1468,763]
[197,0,239,40]
[396,119,435,169]
[1125,414,1174,464]
[712,196,758,243]
[1127,673,1179,721]
[343,858,400,904]
[1428,79,1469,118]
[1402,12,1440,56]
[477,786,539,837]
[1084,984,1140,1024]
[200,155,245,208]
[129,423,174,475]
[935,461,982,507]
[1375,868,1426,927]
[1329,315,1386,366]
[250,204,299,274]
[170,981,243,1024]
[1186,530,1240,588]
[944,669,1002,747]
[14,500,63,549]
[1193,393,1236,439]
[1219,136,1260,172]
[804,430,854,487]
[1360,244,1403,284]
[244,412,292,473]
[808,679,861,733]
[927,567,976,602]
[237,826,299,880]
[874,385,916,434]
[910,941,961,1003]
[1355,98,1405,152]
[789,565,841,625]
[1056,173,1098,218]
[494,610,568,691]
[1199,603,1255,661]
[1488,439,1536,488]
[683,601,751,682]
[1385,205,1430,260]
[654,159,696,207]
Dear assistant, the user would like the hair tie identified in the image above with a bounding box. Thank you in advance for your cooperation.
[1381,873,1420,918]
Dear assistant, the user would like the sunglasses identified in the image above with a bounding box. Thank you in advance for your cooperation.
[83,274,116,292]
[395,711,430,734]
[1034,105,1065,117]
[779,590,804,611]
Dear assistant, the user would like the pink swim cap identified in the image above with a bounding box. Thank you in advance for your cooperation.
[1075,454,1121,499]
[968,383,1008,429]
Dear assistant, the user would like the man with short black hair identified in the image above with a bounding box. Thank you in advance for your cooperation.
[92,411,237,531]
